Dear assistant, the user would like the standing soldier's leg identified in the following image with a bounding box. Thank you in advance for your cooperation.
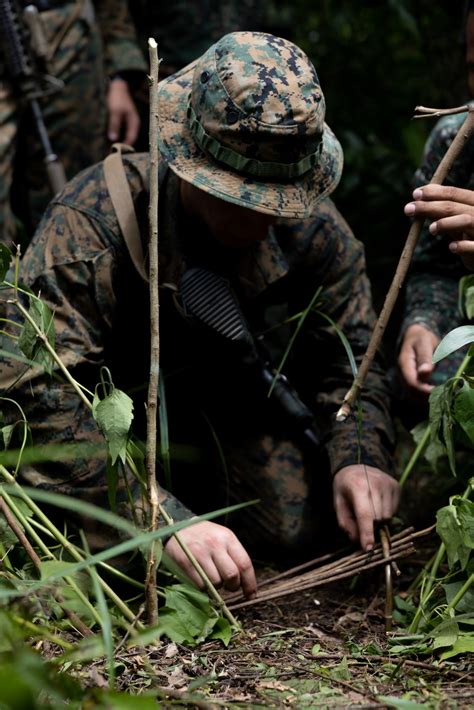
[20,3,107,238]
[0,80,20,248]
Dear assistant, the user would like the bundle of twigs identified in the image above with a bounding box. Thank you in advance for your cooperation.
[227,526,432,611]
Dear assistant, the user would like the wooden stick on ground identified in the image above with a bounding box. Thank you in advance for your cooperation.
[227,526,429,610]
[336,104,474,421]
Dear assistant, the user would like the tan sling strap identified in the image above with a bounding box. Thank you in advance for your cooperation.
[103,144,149,283]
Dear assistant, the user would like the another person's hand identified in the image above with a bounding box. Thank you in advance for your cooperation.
[333,465,400,551]
[398,323,440,395]
[164,520,257,598]
[405,184,474,270]
[106,78,140,146]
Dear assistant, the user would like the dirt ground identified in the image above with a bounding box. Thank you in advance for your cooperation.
[104,540,474,709]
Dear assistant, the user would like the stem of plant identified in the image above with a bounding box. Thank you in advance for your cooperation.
[0,466,142,629]
[0,486,103,627]
[444,572,474,615]
[337,105,474,421]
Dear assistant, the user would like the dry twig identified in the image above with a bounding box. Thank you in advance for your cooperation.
[228,527,430,610]
[145,37,161,626]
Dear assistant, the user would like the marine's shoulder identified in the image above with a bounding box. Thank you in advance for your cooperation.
[53,152,151,223]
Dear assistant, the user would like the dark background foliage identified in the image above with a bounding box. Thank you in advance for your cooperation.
[264,1,466,344]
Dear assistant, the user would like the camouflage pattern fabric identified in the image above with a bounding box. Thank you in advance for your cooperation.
[0,152,394,550]
[158,32,343,219]
[401,109,474,382]
[0,0,146,248]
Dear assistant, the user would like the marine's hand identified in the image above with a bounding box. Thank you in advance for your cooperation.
[398,323,439,395]
[164,521,257,598]
[106,78,140,146]
[333,465,400,551]
[405,184,474,270]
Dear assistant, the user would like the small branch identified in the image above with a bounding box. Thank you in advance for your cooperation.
[413,104,471,118]
[0,494,41,572]
[145,37,161,626]
[228,527,424,610]
[337,105,474,421]
[380,526,393,632]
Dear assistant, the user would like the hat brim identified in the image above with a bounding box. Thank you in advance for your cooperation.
[157,61,344,219]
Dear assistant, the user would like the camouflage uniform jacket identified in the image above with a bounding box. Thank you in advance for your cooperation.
[0,153,394,521]
[402,110,474,340]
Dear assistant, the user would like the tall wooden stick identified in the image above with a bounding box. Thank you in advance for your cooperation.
[337,105,474,421]
[145,37,161,625]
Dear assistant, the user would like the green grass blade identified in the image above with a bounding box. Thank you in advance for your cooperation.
[313,310,358,379]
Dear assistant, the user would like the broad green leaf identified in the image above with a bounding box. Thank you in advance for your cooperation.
[436,504,470,570]
[92,387,134,465]
[458,274,474,320]
[410,421,445,471]
[453,381,474,446]
[433,326,474,364]
[440,634,474,660]
[1,424,14,450]
[17,296,55,374]
[159,584,221,645]
[428,379,461,475]
[456,498,474,549]
[431,620,459,650]
[209,616,232,646]
[0,244,12,282]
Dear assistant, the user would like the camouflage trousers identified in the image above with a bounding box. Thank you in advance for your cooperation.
[221,432,339,559]
[162,422,340,562]
[0,1,107,249]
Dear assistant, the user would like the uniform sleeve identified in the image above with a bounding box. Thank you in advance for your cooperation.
[401,116,472,339]
[0,199,193,530]
[287,201,394,476]
[95,0,147,75]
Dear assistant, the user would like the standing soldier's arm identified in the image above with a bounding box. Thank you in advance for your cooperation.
[95,0,147,145]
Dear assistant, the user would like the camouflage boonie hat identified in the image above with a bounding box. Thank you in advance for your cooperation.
[158,32,343,218]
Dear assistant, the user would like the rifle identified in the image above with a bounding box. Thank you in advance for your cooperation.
[0,0,67,195]
[180,267,322,451]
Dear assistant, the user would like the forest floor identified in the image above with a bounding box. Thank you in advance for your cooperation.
[71,533,473,709]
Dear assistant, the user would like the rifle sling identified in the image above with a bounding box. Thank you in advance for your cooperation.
[103,144,149,284]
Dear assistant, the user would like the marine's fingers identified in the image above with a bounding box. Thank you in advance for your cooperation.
[414,184,474,206]
[226,539,257,598]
